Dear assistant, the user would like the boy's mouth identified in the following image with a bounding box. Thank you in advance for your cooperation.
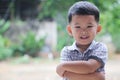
[80,36,89,39]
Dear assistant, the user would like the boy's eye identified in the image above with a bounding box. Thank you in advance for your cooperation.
[87,26,93,28]
[75,26,80,28]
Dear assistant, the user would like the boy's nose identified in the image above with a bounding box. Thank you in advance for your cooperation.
[81,28,86,31]
[80,31,87,34]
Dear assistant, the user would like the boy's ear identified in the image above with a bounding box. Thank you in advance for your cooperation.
[66,25,72,36]
[97,25,102,33]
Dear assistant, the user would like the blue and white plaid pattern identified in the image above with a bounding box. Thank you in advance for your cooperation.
[60,40,108,80]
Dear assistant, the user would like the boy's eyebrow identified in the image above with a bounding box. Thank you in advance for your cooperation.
[74,22,93,25]
[74,23,79,25]
[74,23,80,25]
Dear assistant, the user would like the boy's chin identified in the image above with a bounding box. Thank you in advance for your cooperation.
[79,41,91,46]
[80,43,90,46]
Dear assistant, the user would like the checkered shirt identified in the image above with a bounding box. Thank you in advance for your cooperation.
[60,40,108,80]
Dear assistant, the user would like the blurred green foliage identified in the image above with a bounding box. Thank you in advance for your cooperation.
[21,32,45,57]
[0,35,13,60]
[100,2,120,52]
[0,20,10,34]
[12,31,45,57]
[0,0,120,61]
[39,0,120,53]
[0,30,45,60]
[38,0,80,20]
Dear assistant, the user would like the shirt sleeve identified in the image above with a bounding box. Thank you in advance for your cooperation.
[60,47,70,80]
[60,47,70,62]
[88,42,108,69]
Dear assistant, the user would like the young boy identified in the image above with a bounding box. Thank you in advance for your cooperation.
[56,1,108,80]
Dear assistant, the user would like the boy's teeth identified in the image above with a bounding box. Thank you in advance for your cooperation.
[81,36,88,39]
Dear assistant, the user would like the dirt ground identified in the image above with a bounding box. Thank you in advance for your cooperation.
[0,56,120,80]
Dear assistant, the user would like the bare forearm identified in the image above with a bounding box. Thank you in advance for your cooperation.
[62,60,100,74]
[64,71,105,80]
[62,61,91,74]
[56,64,65,77]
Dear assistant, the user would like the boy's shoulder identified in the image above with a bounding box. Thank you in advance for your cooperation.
[62,41,107,52]
[61,45,74,53]
[92,41,108,50]
[60,42,78,55]
[62,42,77,51]
[86,41,108,52]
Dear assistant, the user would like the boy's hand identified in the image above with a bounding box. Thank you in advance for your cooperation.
[64,71,105,80]
[56,63,65,77]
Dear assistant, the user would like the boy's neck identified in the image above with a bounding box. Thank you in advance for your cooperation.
[76,43,91,53]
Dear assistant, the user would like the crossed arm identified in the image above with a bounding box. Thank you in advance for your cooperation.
[56,59,105,80]
[63,71,105,80]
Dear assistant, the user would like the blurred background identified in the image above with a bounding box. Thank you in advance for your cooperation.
[0,0,120,80]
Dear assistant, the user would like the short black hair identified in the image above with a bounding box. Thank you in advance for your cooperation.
[68,1,100,23]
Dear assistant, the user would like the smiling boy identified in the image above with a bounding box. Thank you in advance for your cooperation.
[56,1,108,80]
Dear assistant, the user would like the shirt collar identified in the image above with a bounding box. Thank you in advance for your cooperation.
[68,40,96,52]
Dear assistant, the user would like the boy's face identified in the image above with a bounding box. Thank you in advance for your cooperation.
[67,15,101,46]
